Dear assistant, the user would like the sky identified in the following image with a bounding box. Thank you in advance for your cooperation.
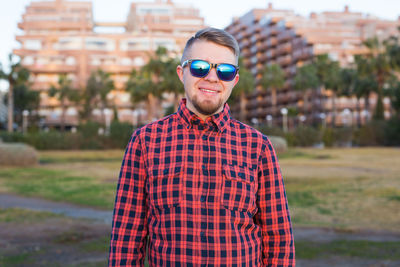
[0,0,399,91]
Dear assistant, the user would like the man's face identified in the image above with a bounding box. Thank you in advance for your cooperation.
[176,40,239,120]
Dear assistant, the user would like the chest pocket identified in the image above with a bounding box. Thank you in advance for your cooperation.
[148,165,183,212]
[221,164,257,213]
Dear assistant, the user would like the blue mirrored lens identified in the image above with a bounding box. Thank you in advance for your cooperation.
[190,60,210,77]
[217,64,237,81]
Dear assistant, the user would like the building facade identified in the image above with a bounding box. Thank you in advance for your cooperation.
[226,4,399,127]
[14,0,204,128]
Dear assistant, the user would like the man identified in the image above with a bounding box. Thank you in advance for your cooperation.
[109,27,295,266]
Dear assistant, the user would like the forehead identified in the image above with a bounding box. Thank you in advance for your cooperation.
[186,40,237,64]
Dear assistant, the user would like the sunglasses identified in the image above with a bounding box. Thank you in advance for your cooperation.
[182,59,239,82]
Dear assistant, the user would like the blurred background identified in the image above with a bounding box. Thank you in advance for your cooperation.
[0,0,399,266]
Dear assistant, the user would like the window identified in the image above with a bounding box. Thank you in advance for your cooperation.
[25,40,42,50]
[22,56,34,65]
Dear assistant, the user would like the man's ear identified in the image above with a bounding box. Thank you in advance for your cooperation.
[233,73,239,87]
[176,65,184,83]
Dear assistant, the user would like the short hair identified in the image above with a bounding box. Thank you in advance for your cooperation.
[181,27,240,64]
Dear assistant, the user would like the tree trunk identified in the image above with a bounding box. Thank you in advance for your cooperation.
[271,88,277,108]
[303,90,309,118]
[331,91,337,127]
[364,93,370,123]
[7,83,13,132]
[60,99,66,132]
[147,93,156,122]
[356,97,362,128]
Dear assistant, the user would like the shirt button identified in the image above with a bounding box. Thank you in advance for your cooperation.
[202,135,207,141]
[202,165,206,170]
[200,196,206,202]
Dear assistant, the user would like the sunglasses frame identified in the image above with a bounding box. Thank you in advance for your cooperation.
[181,59,239,82]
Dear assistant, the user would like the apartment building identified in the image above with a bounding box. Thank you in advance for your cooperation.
[226,4,399,127]
[14,0,204,128]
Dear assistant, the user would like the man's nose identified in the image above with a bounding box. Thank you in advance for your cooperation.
[204,67,219,82]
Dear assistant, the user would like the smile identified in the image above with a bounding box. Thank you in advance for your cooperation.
[200,88,219,94]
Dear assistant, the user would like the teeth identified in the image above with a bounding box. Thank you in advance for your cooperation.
[201,88,217,93]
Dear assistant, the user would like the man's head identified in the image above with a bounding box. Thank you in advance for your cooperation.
[177,28,240,120]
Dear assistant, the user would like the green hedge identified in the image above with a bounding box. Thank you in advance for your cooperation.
[257,118,400,147]
[1,118,399,150]
[0,121,135,150]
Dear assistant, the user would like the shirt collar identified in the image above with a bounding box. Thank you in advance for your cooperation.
[177,98,231,132]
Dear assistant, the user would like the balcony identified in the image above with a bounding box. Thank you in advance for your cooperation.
[277,43,292,55]
[270,26,279,36]
[277,31,293,43]
[29,64,77,73]
[277,55,292,66]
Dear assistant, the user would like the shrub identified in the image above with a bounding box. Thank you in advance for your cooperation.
[287,126,321,147]
[322,127,353,147]
[384,117,400,146]
[109,121,134,149]
[0,142,38,166]
[27,131,82,150]
[256,125,285,138]
[353,120,386,146]
[268,136,288,154]
[0,132,26,143]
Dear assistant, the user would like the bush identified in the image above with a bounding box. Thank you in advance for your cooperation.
[0,142,38,166]
[256,125,285,138]
[27,131,82,150]
[286,126,321,147]
[0,132,26,143]
[322,127,353,147]
[268,136,288,153]
[109,121,134,149]
[353,120,386,146]
[384,117,400,146]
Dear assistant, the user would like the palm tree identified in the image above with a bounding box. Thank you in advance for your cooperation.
[84,69,114,124]
[340,67,361,126]
[0,54,30,132]
[259,63,285,115]
[49,74,79,131]
[126,68,157,123]
[315,54,342,126]
[362,37,392,120]
[158,56,183,112]
[127,47,181,122]
[13,83,40,129]
[230,57,255,123]
[293,63,319,119]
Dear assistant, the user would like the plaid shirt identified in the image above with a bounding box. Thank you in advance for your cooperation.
[109,99,295,266]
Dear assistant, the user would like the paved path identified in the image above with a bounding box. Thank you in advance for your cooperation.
[1,193,400,243]
[0,193,113,225]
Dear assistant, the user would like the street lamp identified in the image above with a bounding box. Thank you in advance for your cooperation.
[342,108,352,126]
[299,115,306,125]
[104,108,112,135]
[22,110,29,134]
[266,115,272,127]
[280,107,288,133]
[319,113,326,128]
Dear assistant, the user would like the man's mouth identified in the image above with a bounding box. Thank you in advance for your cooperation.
[200,88,219,94]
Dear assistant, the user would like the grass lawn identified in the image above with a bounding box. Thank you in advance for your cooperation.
[279,147,400,232]
[0,148,399,232]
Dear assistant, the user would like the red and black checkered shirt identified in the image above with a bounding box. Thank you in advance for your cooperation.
[109,99,295,266]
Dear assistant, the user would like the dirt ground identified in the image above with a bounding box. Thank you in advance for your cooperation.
[0,216,110,266]
[1,208,400,266]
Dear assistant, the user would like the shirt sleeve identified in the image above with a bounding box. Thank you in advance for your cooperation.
[254,137,295,267]
[109,130,149,266]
